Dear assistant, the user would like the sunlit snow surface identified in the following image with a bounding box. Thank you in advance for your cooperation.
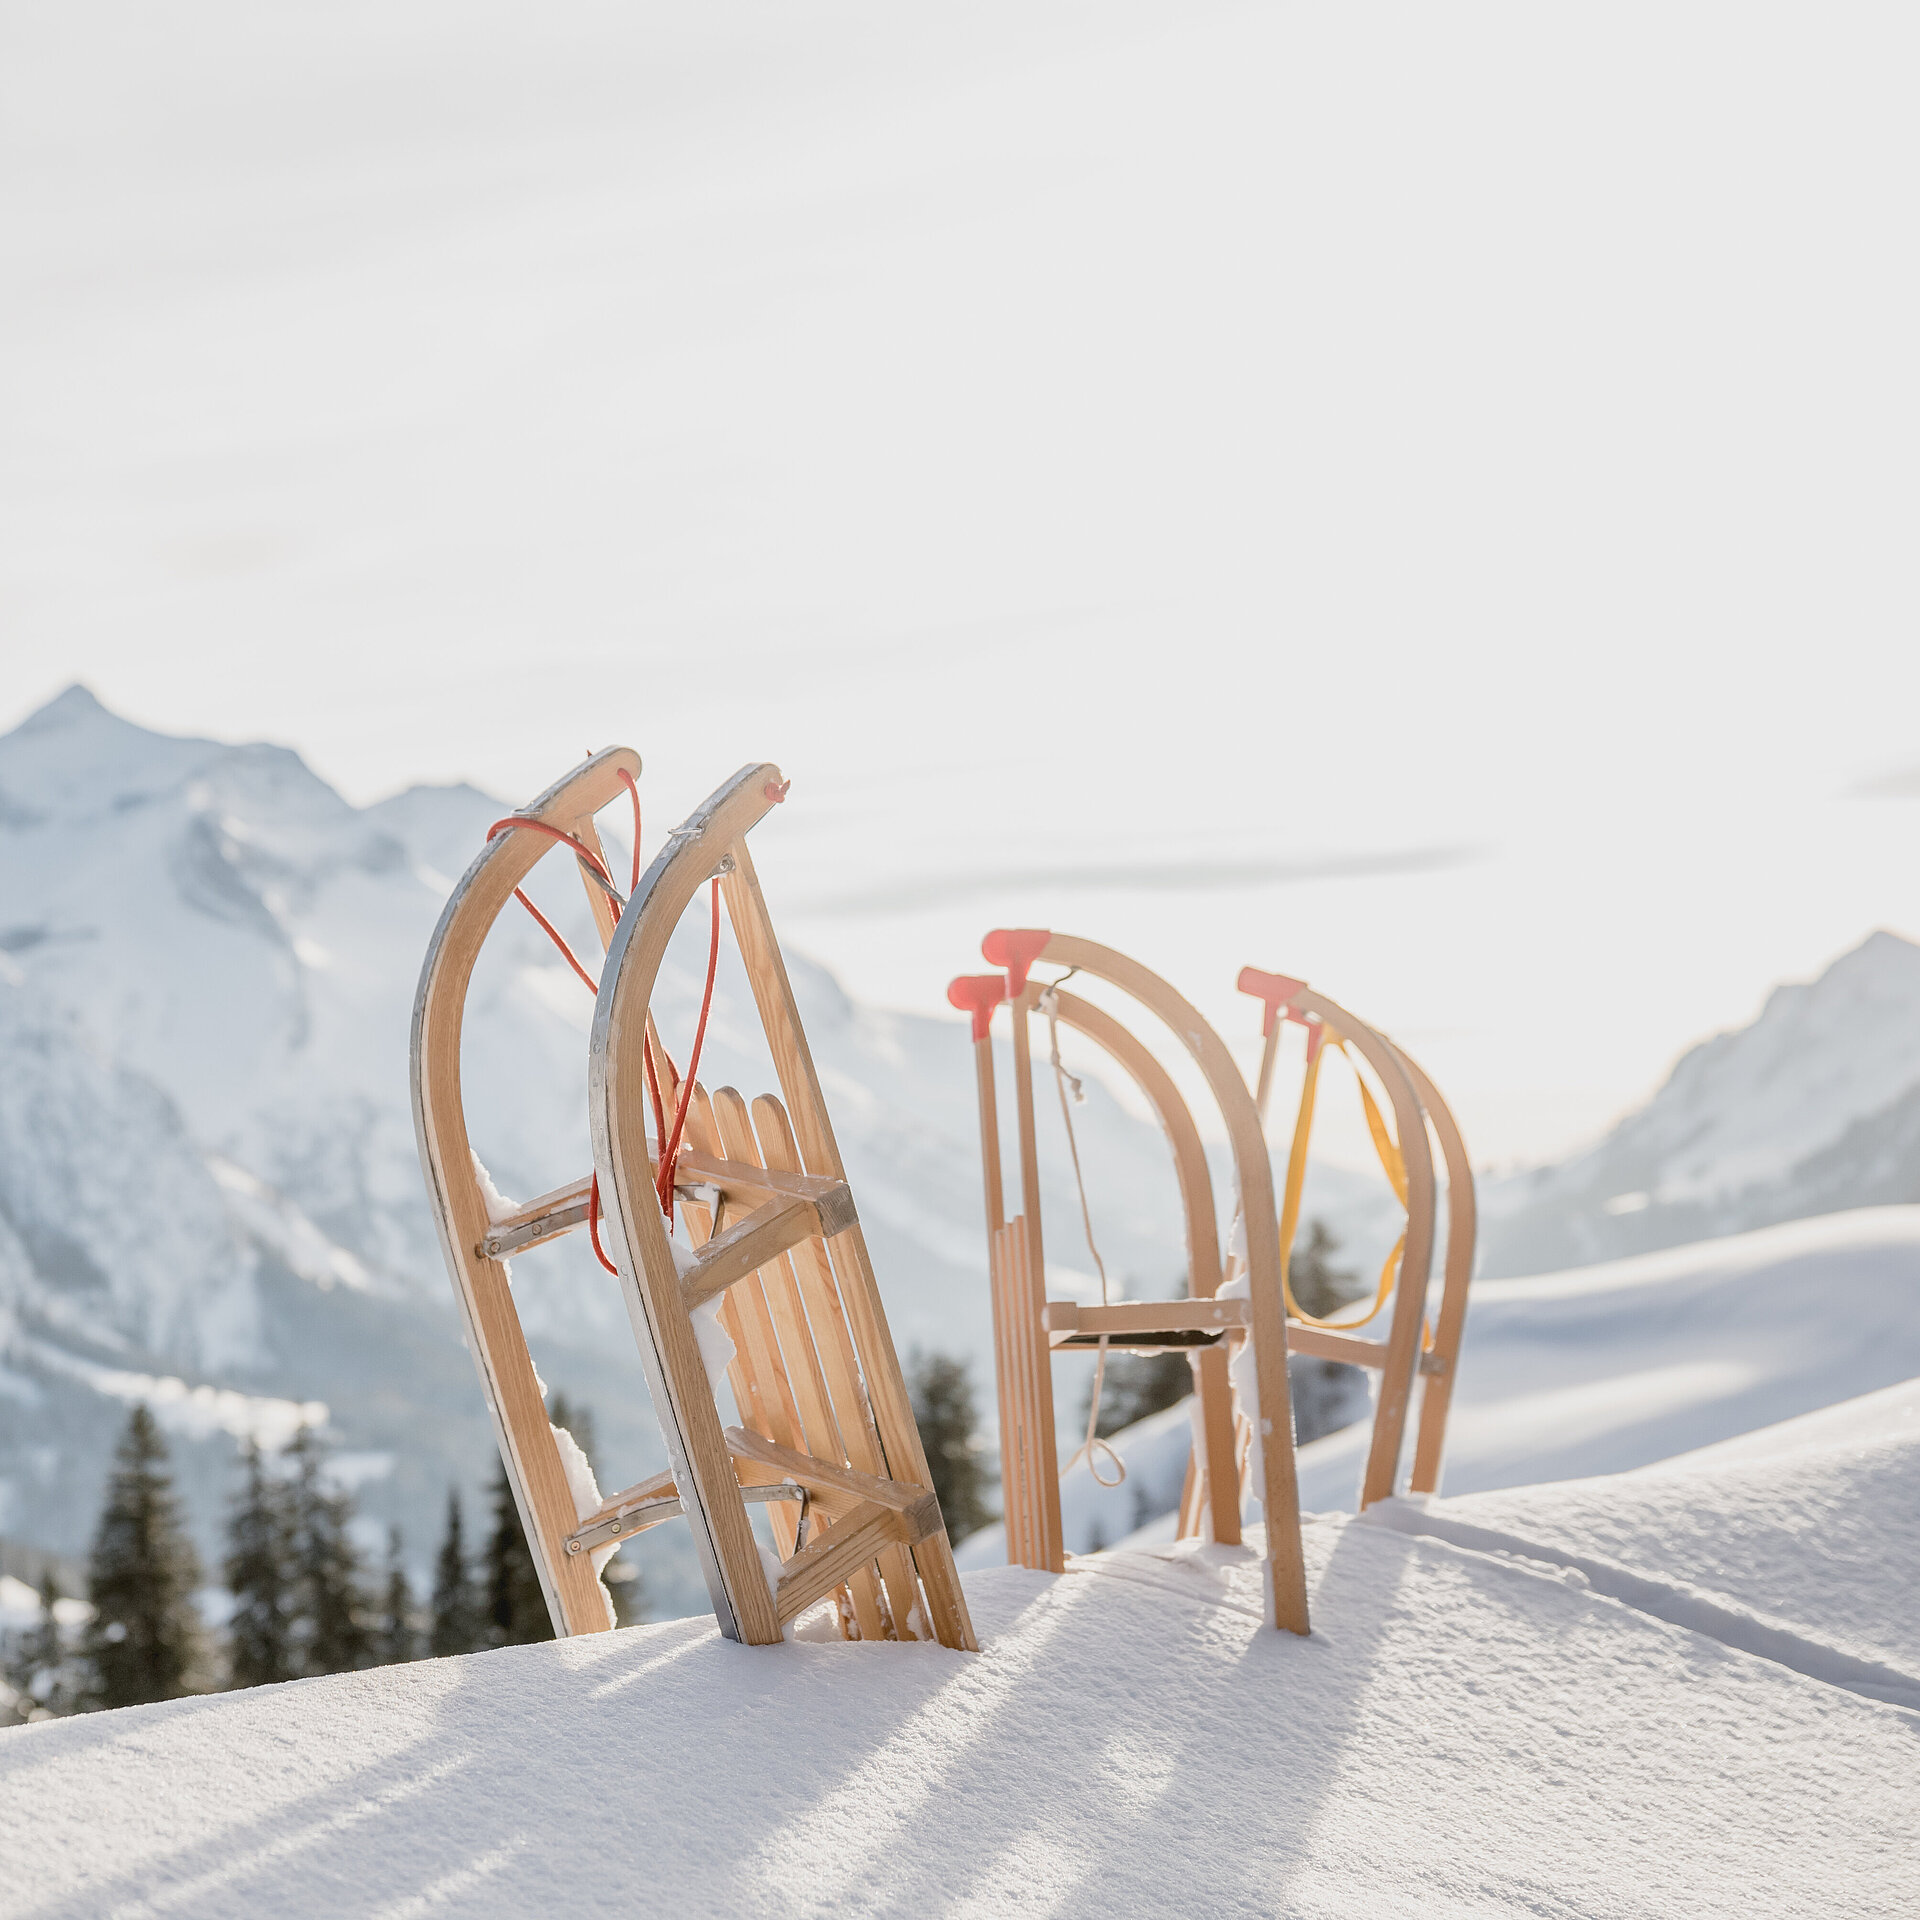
[959,1206,1920,1564]
[4,1380,1916,1919]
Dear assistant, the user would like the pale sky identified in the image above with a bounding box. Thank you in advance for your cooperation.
[4,1,1917,1169]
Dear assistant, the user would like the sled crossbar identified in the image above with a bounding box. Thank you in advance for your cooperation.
[1042,1299,1251,1347]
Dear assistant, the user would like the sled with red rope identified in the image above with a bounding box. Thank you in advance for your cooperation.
[949,931,1313,1635]
[412,752,975,1649]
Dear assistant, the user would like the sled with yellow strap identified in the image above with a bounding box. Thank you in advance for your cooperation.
[1234,968,1477,1506]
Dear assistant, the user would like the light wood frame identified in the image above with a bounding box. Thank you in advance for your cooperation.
[589,763,976,1649]
[410,748,642,1637]
[959,932,1311,1636]
[1240,979,1477,1503]
[415,749,975,1652]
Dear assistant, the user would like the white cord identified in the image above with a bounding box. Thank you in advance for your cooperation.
[1040,983,1126,1490]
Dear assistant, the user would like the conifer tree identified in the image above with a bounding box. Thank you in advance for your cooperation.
[224,1435,295,1688]
[81,1404,204,1709]
[376,1527,417,1667]
[484,1457,552,1646]
[1291,1218,1362,1320]
[1087,1350,1192,1439]
[286,1425,372,1677]
[1287,1219,1369,1445]
[428,1489,483,1658]
[908,1349,993,1542]
[9,1570,74,1720]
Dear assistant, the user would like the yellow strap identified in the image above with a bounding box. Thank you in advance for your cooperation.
[1277,1031,1407,1332]
[1337,1040,1408,1208]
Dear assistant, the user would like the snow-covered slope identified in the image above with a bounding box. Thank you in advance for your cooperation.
[5,1384,1915,1920]
[1483,929,1920,1273]
[1382,1376,1920,1696]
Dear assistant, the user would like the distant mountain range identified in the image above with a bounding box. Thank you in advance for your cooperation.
[2,688,1915,1611]
[1480,929,1920,1274]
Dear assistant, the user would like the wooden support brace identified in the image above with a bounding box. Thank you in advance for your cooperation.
[726,1426,942,1531]
[775,1500,934,1626]
[674,1150,856,1221]
[475,1174,596,1261]
[680,1193,847,1312]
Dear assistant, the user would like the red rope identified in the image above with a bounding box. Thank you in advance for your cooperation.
[654,878,723,1222]
[617,768,642,896]
[588,1173,618,1274]
[487,782,722,1230]
[486,814,623,902]
[511,887,598,993]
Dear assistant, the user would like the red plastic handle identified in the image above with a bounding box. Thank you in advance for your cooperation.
[981,928,1054,997]
[1237,966,1308,1037]
[947,974,1007,1042]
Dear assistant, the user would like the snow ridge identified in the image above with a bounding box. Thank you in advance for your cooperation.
[1363,1501,1920,1714]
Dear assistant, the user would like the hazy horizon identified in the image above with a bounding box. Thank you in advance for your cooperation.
[5,1,1917,1168]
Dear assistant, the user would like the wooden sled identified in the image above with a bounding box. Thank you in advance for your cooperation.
[950,930,1311,1636]
[413,750,975,1650]
[1236,969,1477,1505]
[588,763,975,1648]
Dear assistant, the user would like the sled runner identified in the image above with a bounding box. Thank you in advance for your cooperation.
[1236,969,1477,1503]
[949,932,1312,1636]
[413,751,974,1649]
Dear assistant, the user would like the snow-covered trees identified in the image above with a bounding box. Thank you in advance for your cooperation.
[82,1405,205,1709]
[5,1571,81,1721]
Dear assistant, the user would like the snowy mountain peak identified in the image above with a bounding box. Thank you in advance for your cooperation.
[1485,929,1920,1273]
[0,684,347,836]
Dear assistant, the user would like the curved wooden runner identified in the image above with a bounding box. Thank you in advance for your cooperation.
[1241,975,1477,1505]
[410,747,641,1638]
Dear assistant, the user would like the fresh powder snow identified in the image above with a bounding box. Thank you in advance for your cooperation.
[4,1381,1915,1918]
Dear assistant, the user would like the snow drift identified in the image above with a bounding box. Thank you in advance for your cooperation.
[4,1381,1914,1919]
